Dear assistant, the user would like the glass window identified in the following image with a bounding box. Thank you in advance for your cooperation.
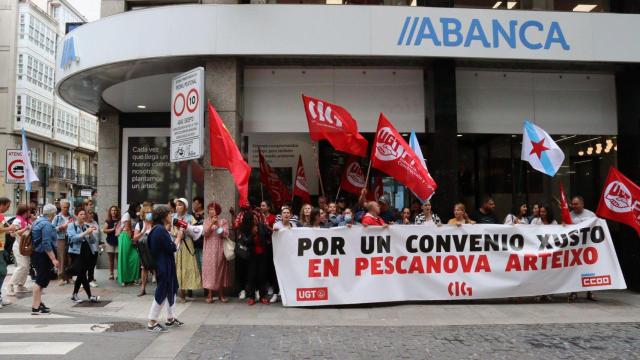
[457,134,617,222]
[454,0,610,12]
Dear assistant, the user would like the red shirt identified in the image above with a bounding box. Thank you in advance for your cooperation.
[361,213,385,226]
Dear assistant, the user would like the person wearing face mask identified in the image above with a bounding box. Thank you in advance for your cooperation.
[133,206,155,297]
[338,208,355,227]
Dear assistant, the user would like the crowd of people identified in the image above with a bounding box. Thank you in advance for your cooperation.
[0,189,598,331]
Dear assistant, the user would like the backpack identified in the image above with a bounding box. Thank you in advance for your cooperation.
[141,225,165,270]
[19,228,33,256]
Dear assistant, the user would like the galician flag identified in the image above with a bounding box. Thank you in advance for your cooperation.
[21,128,39,192]
[409,129,434,202]
[521,120,564,177]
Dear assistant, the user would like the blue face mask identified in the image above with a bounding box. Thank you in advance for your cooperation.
[145,213,153,222]
[344,215,353,223]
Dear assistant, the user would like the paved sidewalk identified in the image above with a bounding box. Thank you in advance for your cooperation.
[4,266,640,359]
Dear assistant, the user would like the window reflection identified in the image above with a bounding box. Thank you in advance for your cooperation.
[455,0,610,12]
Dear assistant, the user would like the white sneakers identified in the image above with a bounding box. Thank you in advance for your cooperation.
[255,290,260,301]
[89,281,98,288]
[71,294,83,304]
[6,285,15,296]
[270,293,279,303]
[238,290,246,300]
[16,285,30,293]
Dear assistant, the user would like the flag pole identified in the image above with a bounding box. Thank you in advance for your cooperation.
[311,141,325,198]
[260,183,264,202]
[335,185,341,203]
[364,158,373,189]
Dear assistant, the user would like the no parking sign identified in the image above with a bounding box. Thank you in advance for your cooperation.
[170,67,204,162]
[6,149,26,184]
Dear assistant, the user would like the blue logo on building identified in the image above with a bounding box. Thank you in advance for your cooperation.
[60,37,79,69]
[397,16,570,51]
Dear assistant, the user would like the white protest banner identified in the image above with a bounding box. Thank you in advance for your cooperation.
[272,218,625,306]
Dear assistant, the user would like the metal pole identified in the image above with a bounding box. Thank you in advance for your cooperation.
[186,160,193,213]
[311,141,325,198]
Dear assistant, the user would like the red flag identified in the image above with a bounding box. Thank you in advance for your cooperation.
[366,175,384,202]
[302,94,368,157]
[258,149,291,209]
[208,101,251,206]
[340,156,366,194]
[559,182,572,225]
[596,167,640,236]
[371,113,437,202]
[293,155,311,204]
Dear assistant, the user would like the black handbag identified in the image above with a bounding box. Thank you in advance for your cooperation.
[235,233,252,260]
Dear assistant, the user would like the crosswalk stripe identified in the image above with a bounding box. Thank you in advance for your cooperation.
[0,342,83,355]
[0,313,72,319]
[0,324,111,334]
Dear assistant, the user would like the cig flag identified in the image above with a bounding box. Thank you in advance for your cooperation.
[293,155,311,204]
[259,148,291,209]
[559,182,572,225]
[521,120,564,177]
[301,95,368,157]
[596,167,640,236]
[371,113,437,202]
[208,101,251,206]
[21,128,39,192]
[339,156,366,195]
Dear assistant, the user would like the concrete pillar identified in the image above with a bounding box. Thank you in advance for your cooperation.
[204,58,242,223]
[96,113,120,227]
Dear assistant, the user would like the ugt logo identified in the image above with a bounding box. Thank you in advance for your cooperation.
[296,287,328,301]
[448,281,473,297]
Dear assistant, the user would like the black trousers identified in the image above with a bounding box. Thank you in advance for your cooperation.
[266,245,279,294]
[235,257,248,294]
[87,252,98,282]
[69,242,93,298]
[246,253,268,299]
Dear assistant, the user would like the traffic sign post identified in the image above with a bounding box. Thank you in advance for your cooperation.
[170,67,204,163]
[6,149,26,184]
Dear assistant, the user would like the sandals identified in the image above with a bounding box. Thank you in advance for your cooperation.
[206,298,215,304]
[108,274,114,280]
[219,297,229,303]
[137,290,146,297]
[586,292,597,301]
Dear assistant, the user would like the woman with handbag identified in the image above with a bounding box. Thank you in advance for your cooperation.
[8,204,32,296]
[66,207,100,303]
[172,198,201,303]
[202,202,230,303]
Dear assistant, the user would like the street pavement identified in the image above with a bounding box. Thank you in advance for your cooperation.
[2,264,640,359]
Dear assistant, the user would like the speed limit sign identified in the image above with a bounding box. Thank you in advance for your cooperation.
[170,67,204,163]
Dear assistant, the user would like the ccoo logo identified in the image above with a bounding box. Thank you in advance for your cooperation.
[346,162,365,188]
[375,127,405,162]
[603,181,633,213]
